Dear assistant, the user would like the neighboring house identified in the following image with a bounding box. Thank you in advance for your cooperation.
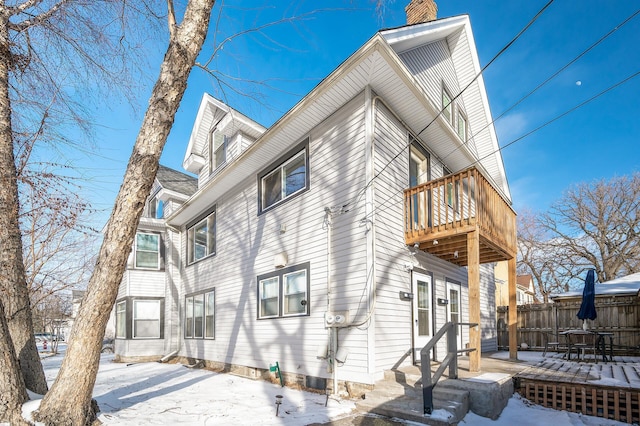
[114,0,517,394]
[495,268,536,307]
[516,274,536,305]
[69,290,116,340]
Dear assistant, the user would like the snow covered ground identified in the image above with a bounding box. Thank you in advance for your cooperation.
[20,347,631,425]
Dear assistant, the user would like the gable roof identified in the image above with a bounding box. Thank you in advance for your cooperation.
[551,272,640,299]
[156,165,198,196]
[182,94,266,173]
[380,16,509,200]
[168,15,510,226]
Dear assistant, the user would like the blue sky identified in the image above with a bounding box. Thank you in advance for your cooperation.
[79,0,640,228]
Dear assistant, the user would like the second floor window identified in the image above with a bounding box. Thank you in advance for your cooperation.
[259,140,309,214]
[210,130,227,173]
[187,209,216,264]
[135,232,160,269]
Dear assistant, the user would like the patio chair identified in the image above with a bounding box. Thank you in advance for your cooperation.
[568,331,598,362]
[541,331,562,357]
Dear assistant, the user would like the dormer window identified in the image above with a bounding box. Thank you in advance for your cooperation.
[148,196,164,219]
[209,130,228,173]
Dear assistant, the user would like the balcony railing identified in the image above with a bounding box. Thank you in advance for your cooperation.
[404,167,516,266]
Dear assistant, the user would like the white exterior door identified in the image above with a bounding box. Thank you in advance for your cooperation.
[446,280,463,350]
[412,272,433,362]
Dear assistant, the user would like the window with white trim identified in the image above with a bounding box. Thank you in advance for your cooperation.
[135,232,160,269]
[258,140,309,214]
[209,130,228,173]
[257,262,310,319]
[187,209,216,264]
[116,300,126,338]
[133,299,161,338]
[184,289,215,339]
[147,196,164,219]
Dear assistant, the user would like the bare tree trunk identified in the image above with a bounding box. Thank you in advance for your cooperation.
[0,10,48,395]
[0,300,29,424]
[35,1,216,424]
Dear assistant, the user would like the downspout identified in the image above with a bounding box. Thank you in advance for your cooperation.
[160,224,183,362]
[323,207,337,394]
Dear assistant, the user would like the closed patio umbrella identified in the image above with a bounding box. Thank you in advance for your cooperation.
[577,269,597,329]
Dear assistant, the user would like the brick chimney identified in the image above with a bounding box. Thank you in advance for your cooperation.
[405,0,438,25]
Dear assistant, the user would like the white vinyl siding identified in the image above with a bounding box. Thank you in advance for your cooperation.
[179,93,370,383]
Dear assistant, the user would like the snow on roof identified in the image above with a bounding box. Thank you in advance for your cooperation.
[551,272,640,299]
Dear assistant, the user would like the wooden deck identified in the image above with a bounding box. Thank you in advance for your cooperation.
[515,354,640,423]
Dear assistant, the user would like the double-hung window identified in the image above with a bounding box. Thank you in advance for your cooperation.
[133,299,161,338]
[442,88,453,124]
[115,297,164,339]
[456,111,467,141]
[135,232,160,269]
[258,140,309,214]
[257,262,310,319]
[184,289,215,339]
[148,196,164,219]
[116,300,126,338]
[187,209,216,264]
[210,130,227,173]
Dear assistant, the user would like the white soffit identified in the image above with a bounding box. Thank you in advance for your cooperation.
[170,20,513,225]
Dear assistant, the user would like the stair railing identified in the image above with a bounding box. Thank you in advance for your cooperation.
[421,321,477,415]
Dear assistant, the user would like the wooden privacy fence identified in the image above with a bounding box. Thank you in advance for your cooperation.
[497,295,640,355]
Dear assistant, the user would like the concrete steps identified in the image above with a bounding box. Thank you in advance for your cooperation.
[355,367,514,425]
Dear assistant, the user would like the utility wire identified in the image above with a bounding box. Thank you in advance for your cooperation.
[342,0,556,210]
[471,69,640,167]
[441,7,640,162]
[361,68,640,223]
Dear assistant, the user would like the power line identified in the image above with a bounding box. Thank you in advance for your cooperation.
[342,0,556,210]
[441,7,640,162]
[362,68,640,223]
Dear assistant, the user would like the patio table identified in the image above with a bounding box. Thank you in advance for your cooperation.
[560,330,611,362]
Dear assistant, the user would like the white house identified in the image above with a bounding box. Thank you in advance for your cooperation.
[114,1,517,394]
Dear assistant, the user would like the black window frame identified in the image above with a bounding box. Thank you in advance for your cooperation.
[114,297,165,340]
[257,139,310,215]
[134,231,161,270]
[186,206,216,265]
[257,262,310,320]
[184,288,215,340]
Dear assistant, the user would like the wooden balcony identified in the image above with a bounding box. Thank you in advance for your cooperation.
[404,167,517,267]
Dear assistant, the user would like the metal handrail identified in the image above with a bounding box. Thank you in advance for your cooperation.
[421,321,478,415]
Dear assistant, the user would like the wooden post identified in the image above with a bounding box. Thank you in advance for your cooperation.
[467,229,480,372]
[508,257,517,360]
